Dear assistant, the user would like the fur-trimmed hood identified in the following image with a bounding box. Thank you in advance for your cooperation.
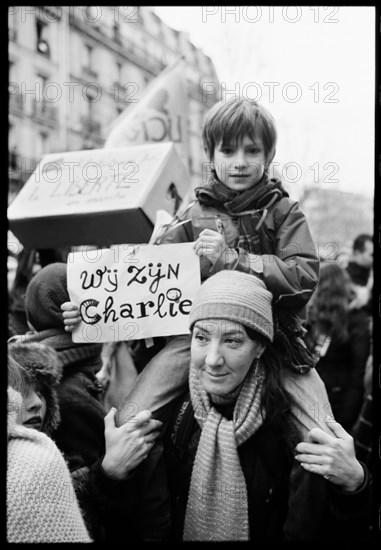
[7,341,63,436]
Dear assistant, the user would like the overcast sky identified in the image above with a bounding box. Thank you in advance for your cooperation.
[153,6,375,200]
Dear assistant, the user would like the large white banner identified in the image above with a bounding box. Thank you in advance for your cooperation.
[67,243,200,343]
[105,57,189,169]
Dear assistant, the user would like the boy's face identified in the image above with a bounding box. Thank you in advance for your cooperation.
[213,135,267,191]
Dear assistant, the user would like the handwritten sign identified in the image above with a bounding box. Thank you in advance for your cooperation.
[7,142,190,248]
[67,242,201,343]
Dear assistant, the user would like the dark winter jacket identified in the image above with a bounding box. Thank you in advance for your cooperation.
[346,261,371,287]
[159,196,319,316]
[163,393,371,541]
[306,307,371,432]
[73,442,171,542]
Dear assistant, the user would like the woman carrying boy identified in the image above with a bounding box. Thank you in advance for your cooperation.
[63,98,327,437]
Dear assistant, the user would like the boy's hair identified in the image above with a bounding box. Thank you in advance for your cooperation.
[202,98,277,164]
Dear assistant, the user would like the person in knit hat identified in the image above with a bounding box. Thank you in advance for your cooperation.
[22,262,106,471]
[160,270,371,542]
[7,341,62,436]
[7,356,91,543]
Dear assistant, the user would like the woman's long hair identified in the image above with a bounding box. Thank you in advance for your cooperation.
[307,262,354,342]
[246,321,302,453]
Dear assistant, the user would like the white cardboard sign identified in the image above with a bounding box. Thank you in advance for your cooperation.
[67,243,201,343]
[7,142,190,248]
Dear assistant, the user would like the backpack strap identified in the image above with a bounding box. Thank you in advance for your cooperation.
[168,393,197,460]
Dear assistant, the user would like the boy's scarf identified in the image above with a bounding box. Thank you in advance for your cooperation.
[183,360,266,541]
[195,173,289,255]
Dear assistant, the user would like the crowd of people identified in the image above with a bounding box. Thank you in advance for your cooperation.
[7,97,374,542]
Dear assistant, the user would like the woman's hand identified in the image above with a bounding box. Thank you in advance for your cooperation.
[294,417,364,492]
[193,229,232,265]
[61,302,81,332]
[101,408,162,480]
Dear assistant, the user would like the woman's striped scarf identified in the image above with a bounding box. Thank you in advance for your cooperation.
[183,360,266,541]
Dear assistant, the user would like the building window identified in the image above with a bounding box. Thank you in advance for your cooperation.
[86,90,96,118]
[9,124,18,170]
[37,73,48,92]
[35,131,49,160]
[40,131,49,154]
[83,43,97,78]
[84,44,93,69]
[8,10,17,41]
[9,60,14,84]
[116,61,122,83]
[113,22,121,43]
[36,18,50,57]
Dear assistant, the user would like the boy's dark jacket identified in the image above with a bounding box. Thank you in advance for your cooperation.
[157,176,319,316]
[163,393,371,541]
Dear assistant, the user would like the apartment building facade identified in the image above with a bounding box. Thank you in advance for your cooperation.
[8,6,220,204]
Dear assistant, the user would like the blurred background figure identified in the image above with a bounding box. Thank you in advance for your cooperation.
[346,234,373,287]
[305,263,371,432]
[346,234,373,315]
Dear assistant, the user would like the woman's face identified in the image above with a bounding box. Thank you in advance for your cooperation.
[16,384,47,431]
[191,319,264,396]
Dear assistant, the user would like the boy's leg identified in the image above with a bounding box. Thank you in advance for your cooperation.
[116,334,191,426]
[283,368,334,440]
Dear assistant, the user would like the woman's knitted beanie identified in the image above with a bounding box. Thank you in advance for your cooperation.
[25,263,68,331]
[8,342,63,435]
[189,270,274,341]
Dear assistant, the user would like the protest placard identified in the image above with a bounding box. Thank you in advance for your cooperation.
[8,142,189,249]
[67,242,201,343]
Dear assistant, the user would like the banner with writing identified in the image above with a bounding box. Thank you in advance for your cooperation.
[104,57,189,168]
[67,242,201,343]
